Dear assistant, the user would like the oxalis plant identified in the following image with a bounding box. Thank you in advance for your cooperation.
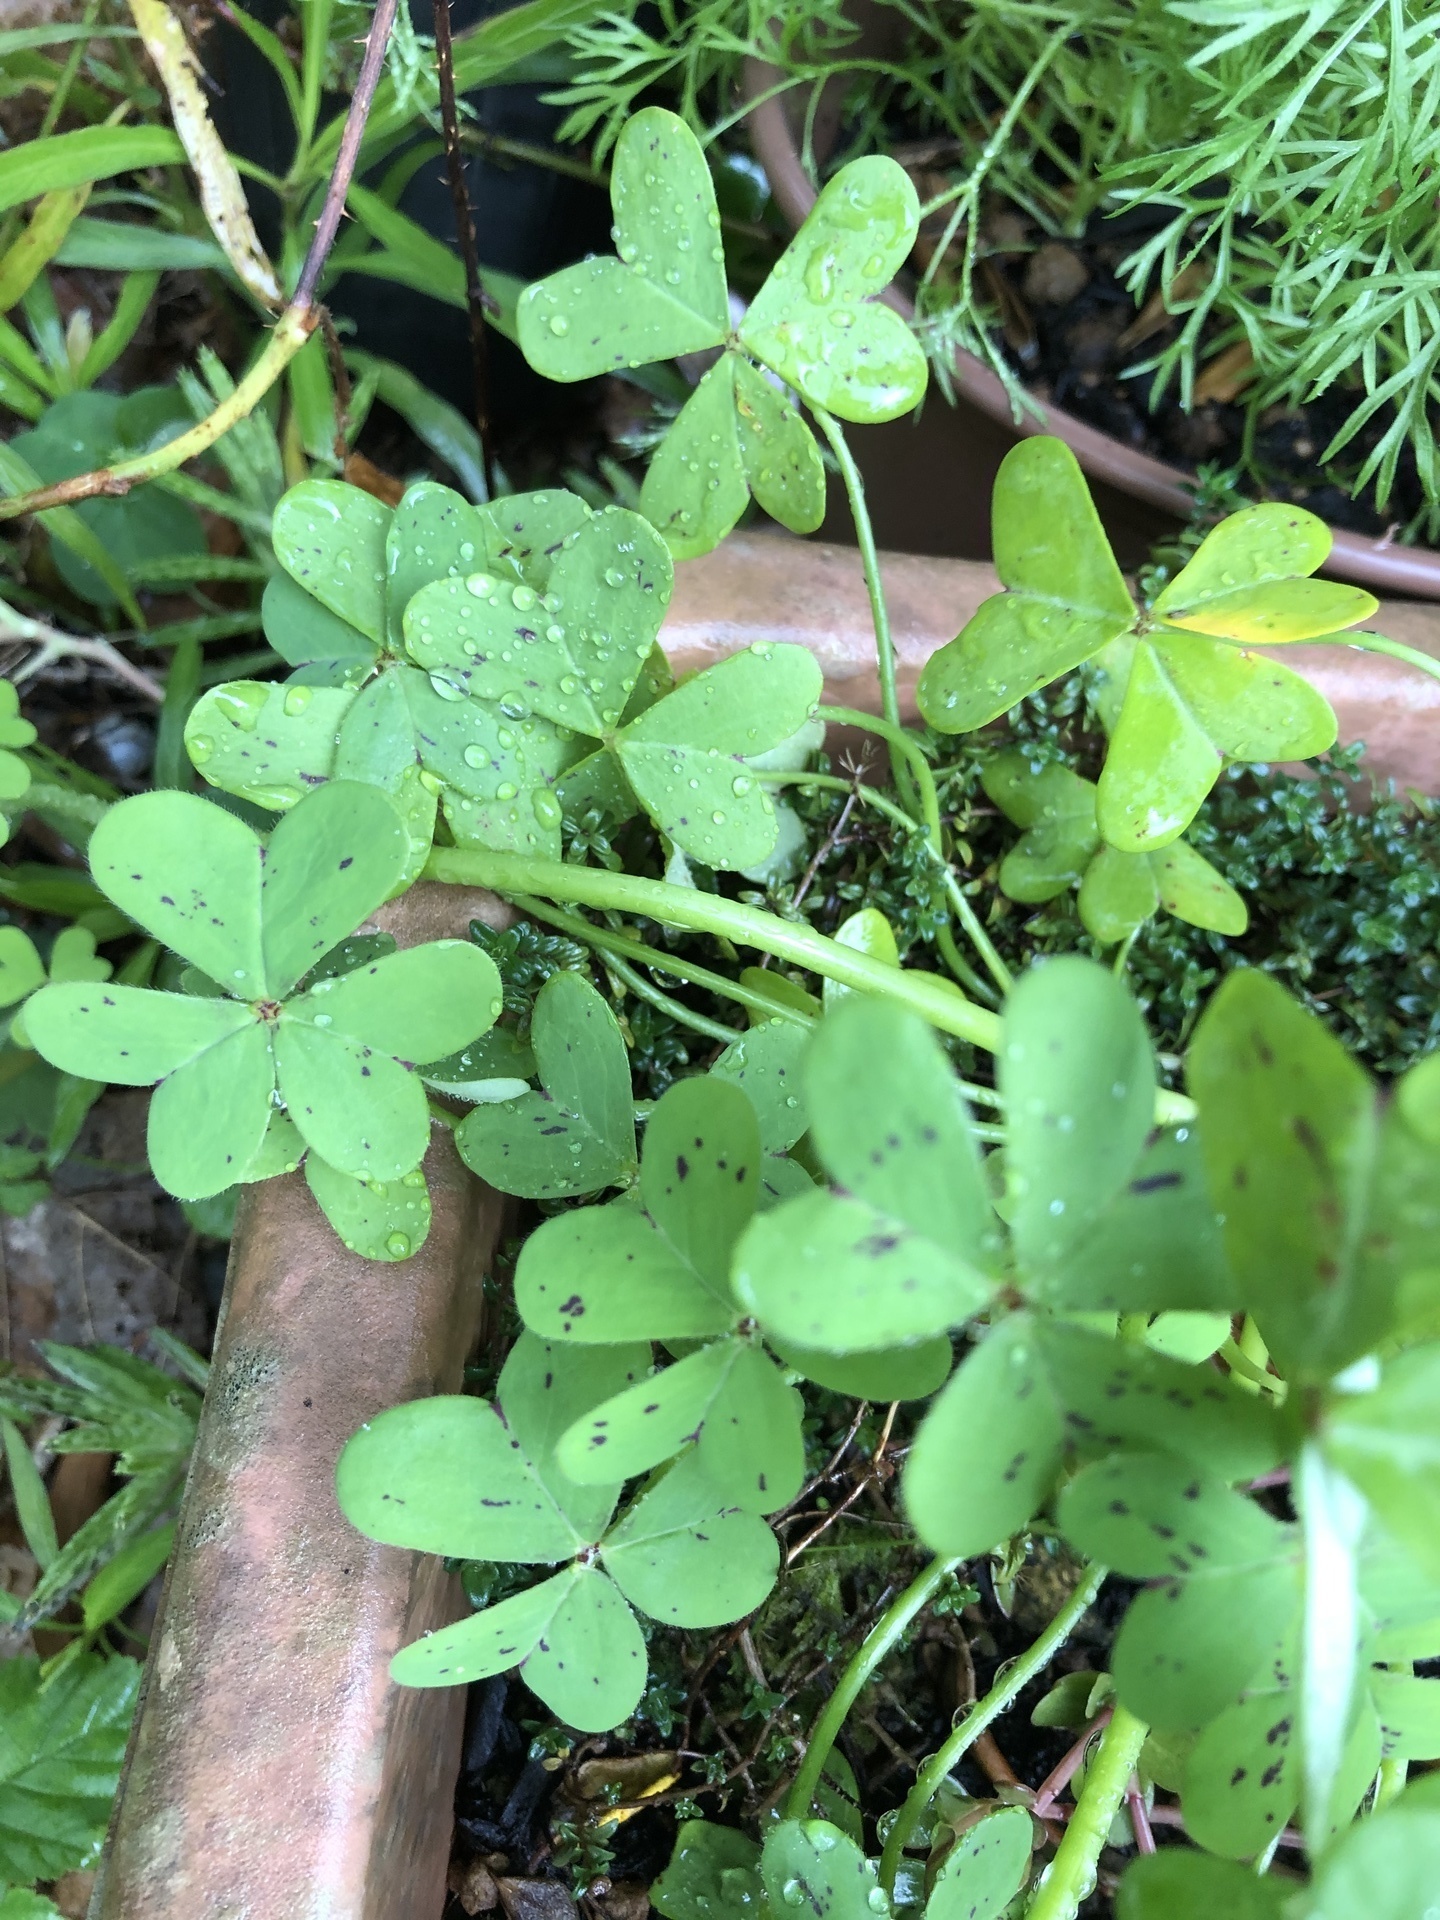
[18,98,1440,1920]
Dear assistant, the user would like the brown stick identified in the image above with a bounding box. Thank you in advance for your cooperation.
[432,0,496,496]
[0,0,400,522]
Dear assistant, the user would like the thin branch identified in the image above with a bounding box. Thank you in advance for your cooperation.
[1,600,165,703]
[0,0,401,522]
[432,0,495,495]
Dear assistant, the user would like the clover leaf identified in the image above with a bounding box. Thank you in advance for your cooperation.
[406,506,824,863]
[336,1332,779,1729]
[457,969,638,1199]
[190,477,593,866]
[0,925,110,1049]
[734,963,1270,1560]
[926,1805,1034,1920]
[1188,967,1440,1383]
[517,107,924,559]
[981,748,1247,944]
[22,783,502,1201]
[0,682,35,810]
[917,440,1360,850]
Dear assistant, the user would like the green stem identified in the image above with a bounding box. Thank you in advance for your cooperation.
[817,704,942,847]
[1024,1702,1149,1920]
[1329,631,1440,686]
[785,1556,965,1823]
[595,947,744,1047]
[809,409,905,744]
[512,894,813,1031]
[879,1563,1108,1895]
[429,850,1197,1125]
[761,768,1013,997]
[1375,1754,1409,1810]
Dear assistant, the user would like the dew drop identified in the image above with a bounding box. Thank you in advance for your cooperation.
[532,789,562,829]
[731,776,752,796]
[466,572,495,599]
[385,1232,411,1258]
[603,567,625,588]
[495,782,519,802]
[512,585,537,610]
[548,314,569,336]
[463,745,489,769]
[189,734,214,763]
[283,687,312,716]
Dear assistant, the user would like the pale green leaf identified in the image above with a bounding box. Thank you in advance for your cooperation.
[639,357,749,559]
[758,1818,885,1920]
[734,356,825,532]
[273,1017,429,1182]
[304,1154,431,1262]
[602,1451,780,1627]
[926,1805,1033,1920]
[184,680,349,810]
[147,1019,274,1200]
[294,940,501,1062]
[271,479,391,644]
[258,781,408,999]
[23,982,250,1085]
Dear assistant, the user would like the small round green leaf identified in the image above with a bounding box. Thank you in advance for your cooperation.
[983,749,1100,902]
[739,156,926,423]
[710,1017,809,1155]
[1150,838,1248,936]
[385,480,493,645]
[1077,844,1159,945]
[641,1075,761,1296]
[769,1333,953,1401]
[903,1313,1065,1556]
[1001,955,1155,1275]
[735,1189,990,1351]
[295,939,501,1063]
[184,680,350,811]
[272,479,391,644]
[337,1395,589,1562]
[499,1332,647,1545]
[89,790,266,997]
[639,357,749,559]
[261,569,377,676]
[305,1154,431,1261]
[734,355,825,532]
[516,1201,738,1343]
[1305,1796,1440,1920]
[259,781,409,999]
[1181,1683,1299,1859]
[23,982,251,1085]
[602,1452,780,1627]
[0,928,45,1008]
[652,1821,763,1920]
[926,1805,1033,1920]
[759,1818,887,1920]
[273,1017,429,1182]
[147,1020,275,1200]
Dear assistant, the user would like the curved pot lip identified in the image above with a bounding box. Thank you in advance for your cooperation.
[741,56,1440,604]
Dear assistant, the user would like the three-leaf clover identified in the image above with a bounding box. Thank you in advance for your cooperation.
[981,747,1247,944]
[917,439,1367,849]
[22,783,502,1213]
[405,532,824,868]
[517,107,927,558]
[734,967,1277,1559]
[336,1331,779,1730]
[187,478,598,865]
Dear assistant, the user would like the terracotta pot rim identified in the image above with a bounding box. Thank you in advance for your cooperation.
[740,56,1440,604]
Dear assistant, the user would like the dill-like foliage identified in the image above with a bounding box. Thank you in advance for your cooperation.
[556,0,1440,528]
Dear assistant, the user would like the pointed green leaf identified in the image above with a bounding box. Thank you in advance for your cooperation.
[739,156,925,422]
[618,643,822,869]
[259,781,409,999]
[641,1075,761,1296]
[768,1334,953,1401]
[147,1020,274,1200]
[903,1314,1065,1556]
[734,1188,990,1351]
[295,939,500,1063]
[403,507,672,737]
[261,569,376,676]
[639,357,749,559]
[734,356,825,531]
[602,1451,780,1627]
[1002,955,1154,1274]
[305,1154,431,1261]
[0,1651,140,1884]
[1098,631,1337,851]
[1039,1125,1239,1315]
[1187,968,1384,1380]
[336,1395,590,1562]
[23,982,250,1084]
[273,1017,428,1181]
[759,1818,886,1920]
[917,439,1133,732]
[807,997,995,1259]
[272,478,391,644]
[926,1805,1033,1920]
[518,107,729,379]
[89,790,266,995]
[457,970,636,1198]
[1077,843,1159,944]
[184,680,349,810]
